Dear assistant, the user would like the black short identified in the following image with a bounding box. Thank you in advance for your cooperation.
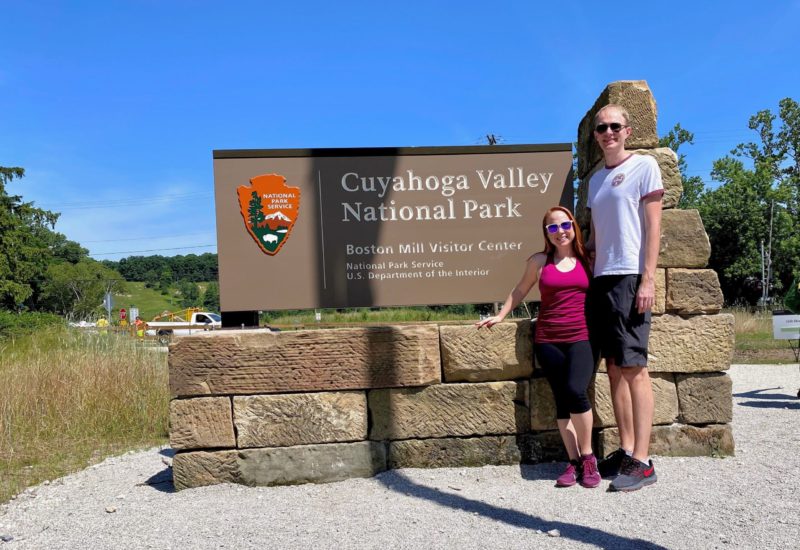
[588,274,650,367]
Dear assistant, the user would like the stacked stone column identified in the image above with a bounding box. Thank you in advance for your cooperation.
[574,80,735,458]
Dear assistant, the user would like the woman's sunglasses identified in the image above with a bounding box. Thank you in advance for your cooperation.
[545,220,573,234]
[594,122,628,133]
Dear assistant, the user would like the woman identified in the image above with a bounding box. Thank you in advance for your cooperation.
[476,206,599,488]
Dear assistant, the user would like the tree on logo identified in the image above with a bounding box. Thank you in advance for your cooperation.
[248,192,265,229]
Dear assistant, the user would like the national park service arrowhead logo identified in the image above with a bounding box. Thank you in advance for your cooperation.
[237,174,300,255]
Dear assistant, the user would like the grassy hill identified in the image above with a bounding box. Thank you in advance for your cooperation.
[112,282,185,321]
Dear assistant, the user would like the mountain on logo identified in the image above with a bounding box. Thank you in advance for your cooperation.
[265,211,292,222]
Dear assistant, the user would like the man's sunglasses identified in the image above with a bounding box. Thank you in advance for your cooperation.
[545,221,573,234]
[595,122,628,133]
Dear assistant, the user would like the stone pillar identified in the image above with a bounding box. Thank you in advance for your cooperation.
[575,80,734,458]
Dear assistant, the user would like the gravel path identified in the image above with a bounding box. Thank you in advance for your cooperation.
[2,364,799,549]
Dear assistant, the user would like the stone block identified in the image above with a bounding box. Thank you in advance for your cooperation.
[530,376,557,430]
[238,441,386,486]
[169,397,235,450]
[589,373,677,427]
[173,450,239,490]
[518,431,569,463]
[441,321,532,382]
[649,314,734,372]
[577,80,658,179]
[369,381,529,440]
[651,373,679,425]
[676,373,733,424]
[659,209,710,268]
[597,424,734,457]
[666,268,724,314]
[388,436,523,469]
[169,325,441,397]
[654,268,666,314]
[233,391,367,448]
[632,148,682,209]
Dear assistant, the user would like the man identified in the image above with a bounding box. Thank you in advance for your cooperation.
[586,104,663,492]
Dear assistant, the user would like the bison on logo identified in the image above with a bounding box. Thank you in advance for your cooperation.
[237,174,300,256]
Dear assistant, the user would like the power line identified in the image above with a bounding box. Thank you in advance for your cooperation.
[89,244,217,257]
[81,231,213,243]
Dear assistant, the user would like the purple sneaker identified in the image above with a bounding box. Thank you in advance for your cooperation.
[556,460,579,487]
[580,454,601,488]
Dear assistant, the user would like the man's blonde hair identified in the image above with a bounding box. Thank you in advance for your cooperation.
[594,104,630,126]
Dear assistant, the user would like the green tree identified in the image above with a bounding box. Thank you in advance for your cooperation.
[40,259,126,319]
[659,123,705,209]
[248,191,265,228]
[698,98,799,304]
[0,167,59,310]
[202,282,220,312]
[177,279,200,308]
[158,266,173,293]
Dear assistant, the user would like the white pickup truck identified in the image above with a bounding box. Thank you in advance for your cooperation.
[145,311,221,345]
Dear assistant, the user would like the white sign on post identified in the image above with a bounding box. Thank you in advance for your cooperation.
[772,314,800,339]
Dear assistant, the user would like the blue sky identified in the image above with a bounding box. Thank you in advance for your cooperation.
[2,1,798,260]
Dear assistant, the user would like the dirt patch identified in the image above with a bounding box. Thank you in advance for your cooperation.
[733,347,798,363]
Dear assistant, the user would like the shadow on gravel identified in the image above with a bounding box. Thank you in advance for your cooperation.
[518,462,564,482]
[734,387,794,400]
[140,468,174,493]
[737,400,800,410]
[376,470,667,550]
[137,449,176,493]
[734,388,800,408]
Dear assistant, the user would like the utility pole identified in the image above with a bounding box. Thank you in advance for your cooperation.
[760,200,775,306]
[767,200,774,303]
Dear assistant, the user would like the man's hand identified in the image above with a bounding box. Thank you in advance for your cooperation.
[636,276,655,313]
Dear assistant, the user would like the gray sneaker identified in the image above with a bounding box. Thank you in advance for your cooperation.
[609,457,657,492]
[598,448,628,479]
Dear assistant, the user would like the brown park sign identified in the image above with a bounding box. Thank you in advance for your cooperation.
[213,144,573,311]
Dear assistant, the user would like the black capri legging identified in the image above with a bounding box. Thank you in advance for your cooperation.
[534,340,595,420]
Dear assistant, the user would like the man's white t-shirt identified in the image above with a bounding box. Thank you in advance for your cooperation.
[587,154,664,276]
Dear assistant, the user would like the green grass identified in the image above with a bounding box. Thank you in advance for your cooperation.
[728,307,799,363]
[263,305,534,327]
[0,327,169,503]
[113,282,186,321]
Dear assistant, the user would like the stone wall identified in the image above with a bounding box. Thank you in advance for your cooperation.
[170,80,735,490]
[170,318,733,490]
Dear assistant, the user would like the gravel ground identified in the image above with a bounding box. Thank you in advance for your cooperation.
[1,364,799,549]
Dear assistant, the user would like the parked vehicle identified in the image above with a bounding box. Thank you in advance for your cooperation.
[145,308,221,345]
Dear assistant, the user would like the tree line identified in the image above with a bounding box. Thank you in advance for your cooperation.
[101,253,218,285]
[2,97,797,319]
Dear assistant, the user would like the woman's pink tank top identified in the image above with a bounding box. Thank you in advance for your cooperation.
[535,256,590,343]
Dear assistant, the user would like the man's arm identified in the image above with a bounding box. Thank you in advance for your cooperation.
[636,196,662,313]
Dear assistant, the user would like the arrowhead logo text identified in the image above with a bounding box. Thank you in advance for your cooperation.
[237,174,301,256]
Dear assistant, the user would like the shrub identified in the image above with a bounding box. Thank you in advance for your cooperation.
[0,310,63,340]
